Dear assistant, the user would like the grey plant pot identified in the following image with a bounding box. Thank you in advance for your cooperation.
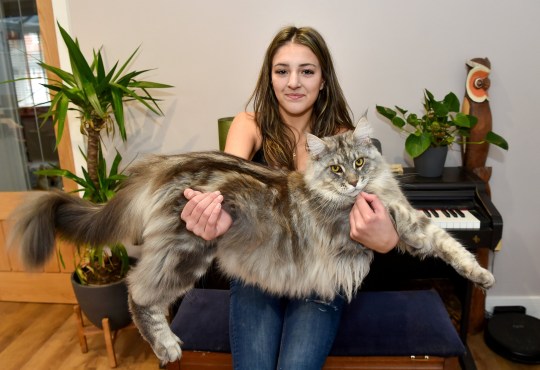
[71,272,132,331]
[413,146,448,177]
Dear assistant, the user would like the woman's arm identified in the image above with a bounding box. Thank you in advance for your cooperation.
[180,113,260,240]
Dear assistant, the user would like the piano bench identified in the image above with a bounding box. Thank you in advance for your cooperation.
[167,289,465,370]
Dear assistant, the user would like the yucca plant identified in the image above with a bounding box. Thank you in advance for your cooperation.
[34,23,172,285]
[42,23,171,189]
[376,89,508,158]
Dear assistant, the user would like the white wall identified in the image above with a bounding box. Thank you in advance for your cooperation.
[54,0,540,317]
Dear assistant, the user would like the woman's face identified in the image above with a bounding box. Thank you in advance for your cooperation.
[271,43,324,122]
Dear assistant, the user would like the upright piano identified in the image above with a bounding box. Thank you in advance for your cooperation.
[361,167,503,370]
[401,167,502,249]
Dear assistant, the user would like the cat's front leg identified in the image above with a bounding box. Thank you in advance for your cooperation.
[391,202,495,290]
[129,295,183,364]
[429,229,495,290]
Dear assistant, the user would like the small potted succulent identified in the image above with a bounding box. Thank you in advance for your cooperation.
[376,89,508,176]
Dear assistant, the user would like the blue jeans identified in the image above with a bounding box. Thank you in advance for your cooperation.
[229,280,345,370]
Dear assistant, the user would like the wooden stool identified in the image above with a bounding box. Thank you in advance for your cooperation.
[73,304,136,368]
[167,289,465,370]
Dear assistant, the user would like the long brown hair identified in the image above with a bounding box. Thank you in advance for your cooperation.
[246,26,354,170]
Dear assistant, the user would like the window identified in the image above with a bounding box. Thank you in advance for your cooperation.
[0,0,61,191]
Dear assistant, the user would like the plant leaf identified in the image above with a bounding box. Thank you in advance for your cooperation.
[405,132,431,158]
[129,81,173,89]
[111,82,161,115]
[391,116,406,128]
[38,62,76,87]
[113,45,141,82]
[453,112,473,128]
[54,93,70,144]
[443,92,460,112]
[375,105,396,120]
[486,131,509,150]
[432,100,449,118]
[57,23,95,85]
[395,106,408,115]
[82,80,105,117]
[110,86,126,140]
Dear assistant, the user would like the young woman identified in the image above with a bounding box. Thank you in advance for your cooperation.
[181,26,398,370]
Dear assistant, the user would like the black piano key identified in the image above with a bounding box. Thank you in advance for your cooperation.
[448,209,458,217]
[455,209,465,217]
[441,209,451,217]
[429,209,439,218]
[422,209,431,217]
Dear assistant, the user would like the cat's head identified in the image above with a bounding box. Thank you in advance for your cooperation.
[304,115,385,205]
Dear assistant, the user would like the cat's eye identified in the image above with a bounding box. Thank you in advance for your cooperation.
[330,165,343,174]
[355,158,365,168]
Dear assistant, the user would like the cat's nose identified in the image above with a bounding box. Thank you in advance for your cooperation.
[348,178,358,187]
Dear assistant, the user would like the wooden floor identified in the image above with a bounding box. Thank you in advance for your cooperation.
[1,301,539,370]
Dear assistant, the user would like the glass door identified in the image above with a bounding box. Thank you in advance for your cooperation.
[0,0,60,191]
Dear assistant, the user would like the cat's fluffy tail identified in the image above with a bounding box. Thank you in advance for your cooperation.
[9,190,129,269]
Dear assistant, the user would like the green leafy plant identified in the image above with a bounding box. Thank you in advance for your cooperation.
[32,23,172,285]
[376,89,508,158]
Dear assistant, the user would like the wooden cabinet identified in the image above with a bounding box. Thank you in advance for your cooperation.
[0,192,76,303]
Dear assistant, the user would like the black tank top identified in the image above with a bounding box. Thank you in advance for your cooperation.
[251,148,267,166]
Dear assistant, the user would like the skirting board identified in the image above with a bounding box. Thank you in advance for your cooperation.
[486,295,540,319]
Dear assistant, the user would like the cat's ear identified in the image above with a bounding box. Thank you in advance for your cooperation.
[306,133,327,157]
[353,112,373,145]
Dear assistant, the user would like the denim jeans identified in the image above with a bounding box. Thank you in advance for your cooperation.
[229,279,345,370]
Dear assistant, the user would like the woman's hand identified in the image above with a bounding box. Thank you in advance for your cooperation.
[180,189,233,241]
[349,192,399,253]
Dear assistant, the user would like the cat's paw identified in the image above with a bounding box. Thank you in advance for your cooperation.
[473,268,495,290]
[152,331,183,365]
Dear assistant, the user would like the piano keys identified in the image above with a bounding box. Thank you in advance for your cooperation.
[419,208,481,229]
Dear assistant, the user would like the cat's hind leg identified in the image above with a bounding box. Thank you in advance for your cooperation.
[127,236,216,364]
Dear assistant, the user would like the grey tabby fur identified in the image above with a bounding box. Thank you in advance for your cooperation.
[10,117,494,363]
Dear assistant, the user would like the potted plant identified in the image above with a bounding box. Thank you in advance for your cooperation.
[33,23,171,329]
[376,89,508,177]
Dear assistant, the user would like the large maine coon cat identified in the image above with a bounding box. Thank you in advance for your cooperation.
[10,117,494,363]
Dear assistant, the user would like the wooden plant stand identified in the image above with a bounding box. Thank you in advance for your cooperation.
[73,304,136,368]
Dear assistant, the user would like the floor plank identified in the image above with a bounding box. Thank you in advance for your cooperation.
[0,302,159,370]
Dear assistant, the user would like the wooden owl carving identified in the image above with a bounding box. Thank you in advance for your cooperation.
[462,57,492,188]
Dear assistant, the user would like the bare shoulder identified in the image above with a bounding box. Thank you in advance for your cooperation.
[225,112,262,159]
[232,112,257,132]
